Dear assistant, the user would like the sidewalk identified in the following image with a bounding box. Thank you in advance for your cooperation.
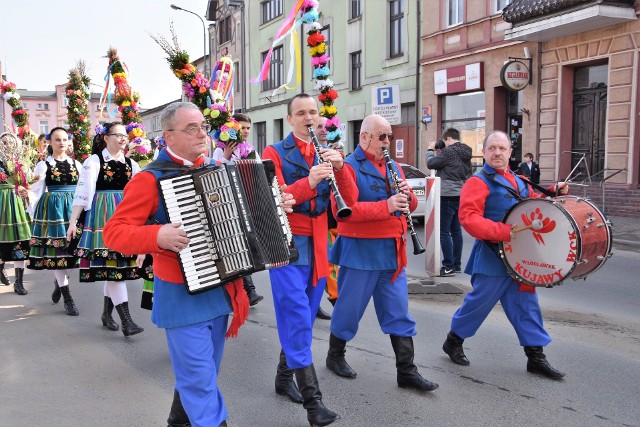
[608,215,640,250]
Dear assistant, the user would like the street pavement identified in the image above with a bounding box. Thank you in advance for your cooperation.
[0,214,638,426]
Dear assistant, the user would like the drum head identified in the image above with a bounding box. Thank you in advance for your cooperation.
[499,198,579,287]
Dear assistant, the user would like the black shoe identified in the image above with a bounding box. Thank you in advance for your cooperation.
[390,335,438,392]
[442,331,470,366]
[243,275,263,306]
[52,279,62,303]
[247,289,264,306]
[328,298,336,307]
[275,349,303,404]
[13,268,28,295]
[0,263,10,286]
[167,389,191,427]
[326,333,357,378]
[439,267,455,277]
[454,267,462,273]
[316,306,331,320]
[60,285,79,316]
[524,346,565,380]
[101,296,119,331]
[115,301,144,337]
[294,364,340,427]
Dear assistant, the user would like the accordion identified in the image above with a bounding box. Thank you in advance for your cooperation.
[158,159,298,294]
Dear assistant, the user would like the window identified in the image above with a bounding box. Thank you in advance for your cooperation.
[494,0,511,13]
[255,121,267,153]
[37,103,49,110]
[153,116,161,131]
[39,121,49,134]
[446,0,463,26]
[350,51,362,91]
[63,97,69,107]
[441,91,486,162]
[22,102,29,110]
[261,0,283,24]
[389,0,404,58]
[274,118,283,144]
[261,45,283,91]
[234,61,240,94]
[219,15,233,45]
[321,25,331,70]
[350,0,361,19]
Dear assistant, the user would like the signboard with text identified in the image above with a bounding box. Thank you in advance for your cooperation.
[395,139,404,158]
[434,62,484,95]
[371,84,401,125]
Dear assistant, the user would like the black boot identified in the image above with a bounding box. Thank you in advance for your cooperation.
[52,279,61,303]
[243,275,263,306]
[326,333,356,378]
[115,301,144,337]
[316,306,331,320]
[442,331,470,366]
[524,346,565,380]
[60,285,79,316]
[101,296,119,331]
[275,349,303,403]
[328,298,336,307]
[294,364,340,427]
[0,262,10,286]
[13,268,27,295]
[390,335,439,392]
[167,389,191,427]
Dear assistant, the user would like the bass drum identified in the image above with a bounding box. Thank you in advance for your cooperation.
[498,196,612,287]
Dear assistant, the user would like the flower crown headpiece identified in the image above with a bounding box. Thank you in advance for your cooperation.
[95,124,107,136]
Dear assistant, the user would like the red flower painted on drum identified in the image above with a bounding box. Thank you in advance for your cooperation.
[521,208,556,245]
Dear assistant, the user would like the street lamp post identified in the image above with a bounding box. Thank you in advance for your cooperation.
[170,4,208,79]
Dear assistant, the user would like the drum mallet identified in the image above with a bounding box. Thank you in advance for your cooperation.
[512,219,543,234]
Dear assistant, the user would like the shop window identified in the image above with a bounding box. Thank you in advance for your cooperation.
[441,91,485,163]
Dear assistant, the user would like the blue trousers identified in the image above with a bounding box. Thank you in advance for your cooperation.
[165,316,229,427]
[270,265,326,368]
[450,274,551,346]
[440,197,463,270]
[330,268,416,342]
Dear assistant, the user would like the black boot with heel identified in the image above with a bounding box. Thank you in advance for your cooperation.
[391,335,439,392]
[326,333,356,378]
[167,389,191,427]
[115,301,144,337]
[0,261,10,286]
[101,296,119,331]
[13,268,27,295]
[442,331,470,365]
[275,349,303,403]
[524,346,565,380]
[60,285,79,316]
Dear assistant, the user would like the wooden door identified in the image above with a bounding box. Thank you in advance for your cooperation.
[571,84,607,180]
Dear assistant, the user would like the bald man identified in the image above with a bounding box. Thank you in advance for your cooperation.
[326,114,439,393]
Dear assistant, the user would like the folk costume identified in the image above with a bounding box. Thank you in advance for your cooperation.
[327,145,438,392]
[72,148,143,335]
[103,147,249,427]
[0,157,31,294]
[262,132,339,423]
[443,163,565,380]
[28,156,82,314]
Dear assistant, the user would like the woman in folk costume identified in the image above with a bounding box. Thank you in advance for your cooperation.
[66,122,144,337]
[27,127,82,315]
[0,132,31,295]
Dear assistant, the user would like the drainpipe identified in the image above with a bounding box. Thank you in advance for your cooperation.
[415,0,422,168]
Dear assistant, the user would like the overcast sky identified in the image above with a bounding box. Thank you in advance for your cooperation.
[0,0,214,108]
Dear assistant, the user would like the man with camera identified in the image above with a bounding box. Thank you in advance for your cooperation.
[426,128,472,277]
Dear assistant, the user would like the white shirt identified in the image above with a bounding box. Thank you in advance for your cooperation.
[211,147,261,163]
[28,156,82,214]
[72,148,140,209]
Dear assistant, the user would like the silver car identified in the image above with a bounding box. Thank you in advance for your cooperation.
[399,163,427,224]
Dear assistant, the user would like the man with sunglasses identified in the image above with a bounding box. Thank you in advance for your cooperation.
[426,127,472,277]
[325,113,439,393]
[104,102,252,427]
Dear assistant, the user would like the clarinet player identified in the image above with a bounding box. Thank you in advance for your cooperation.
[325,113,439,392]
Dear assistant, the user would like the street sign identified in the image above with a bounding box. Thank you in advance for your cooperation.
[422,105,432,123]
[372,84,401,125]
[396,138,404,158]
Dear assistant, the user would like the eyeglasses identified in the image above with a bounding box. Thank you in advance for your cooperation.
[367,132,394,142]
[167,124,212,135]
[107,133,128,140]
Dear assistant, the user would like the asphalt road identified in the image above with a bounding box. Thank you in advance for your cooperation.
[1,233,639,426]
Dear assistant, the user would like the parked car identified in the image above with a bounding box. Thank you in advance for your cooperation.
[399,163,427,224]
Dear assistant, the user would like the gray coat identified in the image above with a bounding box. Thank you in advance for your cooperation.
[426,142,473,197]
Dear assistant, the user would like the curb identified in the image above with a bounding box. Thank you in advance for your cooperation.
[407,277,464,294]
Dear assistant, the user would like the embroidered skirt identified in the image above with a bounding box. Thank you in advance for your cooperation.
[28,186,80,270]
[0,183,31,261]
[76,190,139,282]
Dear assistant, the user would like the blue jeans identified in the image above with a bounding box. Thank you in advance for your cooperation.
[440,197,463,270]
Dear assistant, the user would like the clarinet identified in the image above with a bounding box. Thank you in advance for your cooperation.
[382,148,426,255]
[307,125,352,219]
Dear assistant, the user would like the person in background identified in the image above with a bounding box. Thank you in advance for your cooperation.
[517,152,540,185]
[28,127,82,315]
[426,128,472,277]
[210,112,264,307]
[261,93,341,427]
[0,132,31,295]
[37,134,49,161]
[66,122,144,336]
[104,101,263,427]
[443,130,568,380]
[326,113,439,393]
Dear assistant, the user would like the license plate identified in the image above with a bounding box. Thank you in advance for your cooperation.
[413,188,425,196]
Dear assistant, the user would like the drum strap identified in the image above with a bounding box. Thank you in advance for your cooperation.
[517,176,556,197]
[480,170,524,201]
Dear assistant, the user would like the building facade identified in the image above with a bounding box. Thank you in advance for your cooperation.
[421,0,640,215]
